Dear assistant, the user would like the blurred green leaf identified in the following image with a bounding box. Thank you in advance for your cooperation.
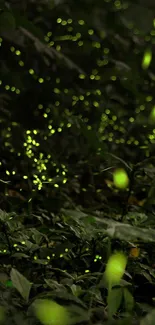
[123,288,134,312]
[107,287,123,319]
[140,309,155,325]
[10,268,32,302]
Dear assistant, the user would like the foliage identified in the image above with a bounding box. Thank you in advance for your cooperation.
[0,0,155,324]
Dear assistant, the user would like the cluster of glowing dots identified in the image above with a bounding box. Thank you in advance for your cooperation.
[98,111,129,144]
[5,20,109,115]
[23,130,68,190]
[7,32,110,133]
[1,14,153,158]
[24,130,40,159]
[1,240,101,274]
[33,251,102,274]
[37,103,72,132]
[0,80,20,94]
[54,18,96,47]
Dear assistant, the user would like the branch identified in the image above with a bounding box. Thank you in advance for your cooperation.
[19,27,85,74]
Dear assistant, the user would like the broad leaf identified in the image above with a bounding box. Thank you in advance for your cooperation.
[141,309,155,325]
[107,287,123,319]
[123,288,134,312]
[10,268,32,302]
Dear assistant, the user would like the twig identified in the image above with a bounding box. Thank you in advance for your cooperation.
[19,27,85,74]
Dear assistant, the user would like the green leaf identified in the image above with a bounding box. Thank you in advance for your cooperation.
[62,209,88,219]
[48,290,87,309]
[44,279,65,290]
[70,284,83,297]
[123,288,134,312]
[67,305,89,324]
[10,268,32,302]
[136,302,153,314]
[140,309,155,325]
[11,253,29,258]
[32,259,49,265]
[107,287,123,319]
